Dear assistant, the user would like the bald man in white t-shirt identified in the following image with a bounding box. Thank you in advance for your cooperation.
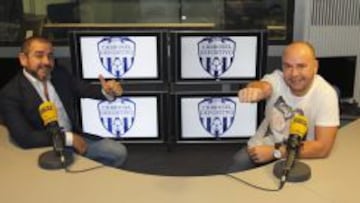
[228,41,340,172]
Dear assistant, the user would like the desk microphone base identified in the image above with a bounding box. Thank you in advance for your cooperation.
[273,160,311,182]
[38,150,74,170]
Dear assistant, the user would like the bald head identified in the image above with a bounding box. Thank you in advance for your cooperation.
[283,41,316,60]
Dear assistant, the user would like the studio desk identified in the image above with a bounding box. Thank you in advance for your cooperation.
[1,119,359,203]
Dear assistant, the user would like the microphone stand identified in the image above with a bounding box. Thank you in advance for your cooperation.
[37,100,75,170]
[38,127,74,170]
[38,149,74,170]
[273,159,311,188]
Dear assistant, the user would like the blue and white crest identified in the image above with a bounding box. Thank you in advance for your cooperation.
[97,37,136,78]
[198,97,236,137]
[198,37,236,78]
[97,98,136,138]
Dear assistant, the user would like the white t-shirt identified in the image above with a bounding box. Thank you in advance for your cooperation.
[248,70,340,147]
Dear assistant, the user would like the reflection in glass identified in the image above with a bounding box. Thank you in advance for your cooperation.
[224,0,288,41]
[0,0,292,45]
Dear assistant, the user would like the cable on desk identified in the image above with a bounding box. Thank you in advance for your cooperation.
[58,152,106,173]
[64,164,106,173]
[224,173,282,192]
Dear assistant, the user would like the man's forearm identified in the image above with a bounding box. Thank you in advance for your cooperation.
[247,81,272,98]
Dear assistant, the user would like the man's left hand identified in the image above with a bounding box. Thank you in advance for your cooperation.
[247,145,275,163]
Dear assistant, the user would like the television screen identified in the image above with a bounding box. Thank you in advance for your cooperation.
[79,96,162,142]
[171,30,267,82]
[70,30,165,81]
[175,94,259,143]
[317,56,356,99]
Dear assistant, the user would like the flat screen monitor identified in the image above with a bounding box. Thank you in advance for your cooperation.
[79,95,164,142]
[69,30,166,82]
[170,30,267,83]
[174,94,260,143]
[317,56,356,99]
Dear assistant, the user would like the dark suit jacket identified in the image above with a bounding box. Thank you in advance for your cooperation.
[0,66,105,148]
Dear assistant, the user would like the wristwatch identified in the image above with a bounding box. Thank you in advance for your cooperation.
[273,143,282,159]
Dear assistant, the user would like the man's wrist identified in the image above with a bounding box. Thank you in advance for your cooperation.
[102,88,115,101]
[273,142,283,159]
[65,132,73,146]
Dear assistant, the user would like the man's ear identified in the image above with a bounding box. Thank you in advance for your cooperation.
[18,52,27,67]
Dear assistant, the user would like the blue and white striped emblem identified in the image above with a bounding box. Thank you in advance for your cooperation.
[98,98,136,137]
[198,97,236,137]
[198,37,236,78]
[97,37,136,78]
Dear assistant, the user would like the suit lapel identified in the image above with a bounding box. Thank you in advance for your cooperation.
[17,73,44,128]
[18,73,43,107]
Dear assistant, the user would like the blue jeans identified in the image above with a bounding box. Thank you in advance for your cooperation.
[83,138,127,168]
[227,147,261,173]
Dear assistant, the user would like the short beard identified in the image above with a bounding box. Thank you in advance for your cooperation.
[26,68,51,81]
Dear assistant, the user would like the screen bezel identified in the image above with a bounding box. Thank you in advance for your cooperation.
[77,93,167,143]
[69,30,167,84]
[171,92,264,144]
[170,30,267,84]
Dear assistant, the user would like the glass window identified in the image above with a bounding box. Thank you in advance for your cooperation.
[0,0,293,45]
[224,0,292,43]
[0,0,24,44]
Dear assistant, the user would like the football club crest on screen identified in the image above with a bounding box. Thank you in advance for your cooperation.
[198,97,236,137]
[198,37,236,78]
[98,98,136,137]
[97,37,136,78]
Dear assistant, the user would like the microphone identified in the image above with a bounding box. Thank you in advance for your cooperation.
[38,101,73,170]
[273,111,311,188]
[39,101,64,153]
[282,113,308,177]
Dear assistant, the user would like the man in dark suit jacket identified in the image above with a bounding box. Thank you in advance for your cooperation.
[0,36,127,168]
